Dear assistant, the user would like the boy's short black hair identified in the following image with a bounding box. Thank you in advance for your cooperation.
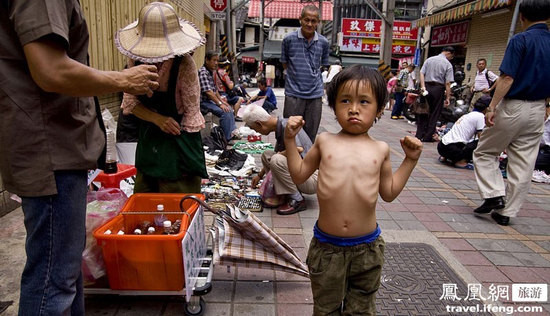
[474,95,492,111]
[326,64,388,114]
[258,78,267,86]
[519,0,550,22]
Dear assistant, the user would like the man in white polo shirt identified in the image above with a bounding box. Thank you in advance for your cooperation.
[470,58,498,110]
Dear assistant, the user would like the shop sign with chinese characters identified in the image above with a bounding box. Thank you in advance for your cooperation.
[241,56,256,64]
[341,18,418,40]
[340,38,416,55]
[431,20,470,47]
[341,18,417,55]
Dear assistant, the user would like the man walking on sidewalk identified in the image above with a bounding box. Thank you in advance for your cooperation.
[417,46,455,142]
[473,0,550,226]
[281,5,329,142]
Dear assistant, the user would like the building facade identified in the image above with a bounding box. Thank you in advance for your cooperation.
[414,0,520,84]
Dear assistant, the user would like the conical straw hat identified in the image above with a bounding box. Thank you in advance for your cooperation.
[115,2,205,63]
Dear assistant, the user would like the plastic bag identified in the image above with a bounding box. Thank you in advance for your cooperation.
[259,171,276,201]
[82,188,127,284]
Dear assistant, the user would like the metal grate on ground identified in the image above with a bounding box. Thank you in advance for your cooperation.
[377,243,493,316]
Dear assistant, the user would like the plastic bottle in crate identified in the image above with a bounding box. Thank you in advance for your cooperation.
[154,204,167,226]
[163,220,172,234]
[104,130,118,174]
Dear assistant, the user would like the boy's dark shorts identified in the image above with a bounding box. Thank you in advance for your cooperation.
[307,236,385,316]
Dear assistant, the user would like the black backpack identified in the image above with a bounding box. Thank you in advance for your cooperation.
[485,71,496,97]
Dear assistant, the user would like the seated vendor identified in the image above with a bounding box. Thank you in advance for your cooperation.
[242,105,317,215]
[437,95,491,169]
[214,57,244,118]
[248,78,277,113]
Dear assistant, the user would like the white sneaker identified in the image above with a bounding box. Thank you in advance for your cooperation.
[532,170,549,183]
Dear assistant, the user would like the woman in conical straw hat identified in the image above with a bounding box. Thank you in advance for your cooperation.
[116,2,208,193]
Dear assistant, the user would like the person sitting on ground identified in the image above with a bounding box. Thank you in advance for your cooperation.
[242,105,317,215]
[199,50,237,141]
[235,81,251,101]
[248,78,277,113]
[285,65,423,315]
[437,95,491,169]
[214,56,244,117]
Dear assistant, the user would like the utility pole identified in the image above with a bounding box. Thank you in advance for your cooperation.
[259,0,265,66]
[226,0,232,55]
[380,0,395,66]
[318,0,323,33]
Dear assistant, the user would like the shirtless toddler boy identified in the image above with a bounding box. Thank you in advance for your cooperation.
[285,65,423,315]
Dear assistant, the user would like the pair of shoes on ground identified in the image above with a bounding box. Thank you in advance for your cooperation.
[438,157,474,170]
[532,170,550,183]
[473,196,509,226]
[390,116,406,120]
[262,194,307,215]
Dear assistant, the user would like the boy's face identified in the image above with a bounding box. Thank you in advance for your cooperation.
[259,83,266,91]
[334,80,380,135]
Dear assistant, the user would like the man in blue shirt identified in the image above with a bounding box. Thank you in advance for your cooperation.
[281,5,329,142]
[473,0,550,226]
[249,78,277,113]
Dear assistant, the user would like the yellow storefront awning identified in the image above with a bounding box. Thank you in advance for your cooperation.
[413,0,514,28]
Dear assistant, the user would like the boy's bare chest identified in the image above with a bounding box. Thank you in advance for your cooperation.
[320,142,383,176]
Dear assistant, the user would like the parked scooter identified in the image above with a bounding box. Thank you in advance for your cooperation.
[440,82,470,124]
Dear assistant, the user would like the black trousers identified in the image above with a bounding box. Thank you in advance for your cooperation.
[535,146,550,174]
[416,82,445,141]
[437,140,478,164]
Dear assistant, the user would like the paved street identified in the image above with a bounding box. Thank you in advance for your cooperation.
[1,88,549,315]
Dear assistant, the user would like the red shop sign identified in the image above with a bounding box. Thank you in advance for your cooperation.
[241,56,256,64]
[341,37,416,55]
[341,18,418,41]
[431,20,470,47]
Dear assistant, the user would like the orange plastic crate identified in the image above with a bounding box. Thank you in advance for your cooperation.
[94,164,136,189]
[93,193,204,291]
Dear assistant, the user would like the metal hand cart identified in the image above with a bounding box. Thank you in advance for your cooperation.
[85,194,216,316]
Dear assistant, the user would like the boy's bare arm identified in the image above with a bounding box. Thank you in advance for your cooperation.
[284,116,321,184]
[379,136,422,202]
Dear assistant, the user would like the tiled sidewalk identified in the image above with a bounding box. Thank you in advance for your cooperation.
[0,88,549,315]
